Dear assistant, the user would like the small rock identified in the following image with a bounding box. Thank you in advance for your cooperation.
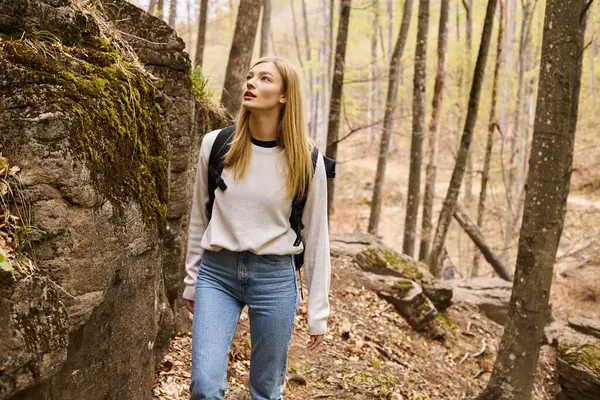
[287,373,307,386]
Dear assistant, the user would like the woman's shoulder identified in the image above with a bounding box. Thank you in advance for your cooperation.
[200,128,225,153]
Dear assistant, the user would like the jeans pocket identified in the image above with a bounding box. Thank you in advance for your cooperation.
[256,253,291,265]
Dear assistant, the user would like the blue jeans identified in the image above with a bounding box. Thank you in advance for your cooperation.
[190,249,299,400]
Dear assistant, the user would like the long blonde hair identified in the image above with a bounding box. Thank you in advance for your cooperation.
[223,56,314,200]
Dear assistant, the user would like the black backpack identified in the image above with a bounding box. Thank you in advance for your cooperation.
[206,125,336,272]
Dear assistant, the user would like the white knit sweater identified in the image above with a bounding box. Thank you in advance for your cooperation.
[183,129,331,335]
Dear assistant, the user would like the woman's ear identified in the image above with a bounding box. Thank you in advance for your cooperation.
[279,95,287,104]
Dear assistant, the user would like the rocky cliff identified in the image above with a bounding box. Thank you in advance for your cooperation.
[0,0,229,398]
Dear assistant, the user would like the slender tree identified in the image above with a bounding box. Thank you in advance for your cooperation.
[428,0,499,276]
[260,0,272,57]
[403,0,430,256]
[148,0,157,13]
[194,0,209,67]
[326,0,352,218]
[463,0,474,206]
[290,0,304,69]
[419,0,449,261]
[368,0,380,143]
[502,0,537,265]
[473,0,505,275]
[476,1,587,397]
[368,0,415,235]
[221,0,262,115]
[168,0,177,27]
[300,0,315,138]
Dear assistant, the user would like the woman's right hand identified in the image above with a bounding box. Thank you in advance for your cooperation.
[185,299,195,314]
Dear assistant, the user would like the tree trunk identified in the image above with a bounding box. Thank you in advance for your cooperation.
[427,0,498,277]
[463,0,474,206]
[501,0,536,265]
[419,0,449,262]
[402,0,430,256]
[290,0,304,68]
[476,1,586,397]
[387,0,393,65]
[316,0,330,150]
[588,11,596,102]
[473,0,504,276]
[168,0,177,27]
[368,0,380,143]
[454,204,512,281]
[367,0,415,235]
[148,0,157,13]
[301,0,315,139]
[156,0,165,18]
[260,0,272,57]
[326,0,352,219]
[194,0,208,67]
[221,0,262,116]
[500,0,517,137]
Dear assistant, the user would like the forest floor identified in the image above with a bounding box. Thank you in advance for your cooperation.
[153,135,599,399]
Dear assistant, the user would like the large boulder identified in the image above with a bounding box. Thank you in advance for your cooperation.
[545,321,600,400]
[0,0,228,398]
[329,232,383,257]
[355,246,452,311]
[451,277,512,325]
[362,274,437,331]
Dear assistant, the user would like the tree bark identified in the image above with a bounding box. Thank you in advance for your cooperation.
[290,0,304,68]
[194,0,209,67]
[300,0,315,139]
[387,0,393,65]
[221,0,262,116]
[419,0,449,262]
[368,0,380,143]
[476,1,586,397]
[326,0,352,219]
[473,0,504,275]
[500,0,517,137]
[367,0,415,235]
[168,0,177,27]
[260,0,272,57]
[402,0,430,256]
[427,0,498,277]
[454,204,512,281]
[588,11,596,102]
[502,0,536,265]
[156,0,165,18]
[148,0,157,13]
[463,0,474,206]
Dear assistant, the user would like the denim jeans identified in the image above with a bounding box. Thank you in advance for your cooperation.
[190,249,299,400]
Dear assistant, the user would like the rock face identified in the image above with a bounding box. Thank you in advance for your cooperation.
[450,277,512,325]
[0,0,228,398]
[545,321,600,400]
[329,232,383,257]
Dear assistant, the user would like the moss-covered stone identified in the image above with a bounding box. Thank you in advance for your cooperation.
[360,247,428,283]
[560,343,600,376]
[0,34,168,231]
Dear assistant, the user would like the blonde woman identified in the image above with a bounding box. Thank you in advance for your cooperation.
[182,56,332,400]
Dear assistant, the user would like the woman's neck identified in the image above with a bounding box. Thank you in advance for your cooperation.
[248,111,280,142]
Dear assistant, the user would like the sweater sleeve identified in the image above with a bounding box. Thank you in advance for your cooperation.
[301,152,331,335]
[182,131,217,300]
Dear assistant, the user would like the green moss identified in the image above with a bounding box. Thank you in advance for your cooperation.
[362,248,425,282]
[392,279,414,297]
[1,38,168,231]
[560,344,600,376]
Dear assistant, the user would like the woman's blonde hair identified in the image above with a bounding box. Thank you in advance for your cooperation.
[224,56,314,200]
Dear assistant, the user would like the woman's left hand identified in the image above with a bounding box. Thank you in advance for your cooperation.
[307,334,324,351]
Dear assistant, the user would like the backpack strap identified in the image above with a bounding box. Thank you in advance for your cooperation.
[206,125,236,220]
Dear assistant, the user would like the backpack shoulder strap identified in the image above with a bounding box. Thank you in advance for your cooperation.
[206,125,235,219]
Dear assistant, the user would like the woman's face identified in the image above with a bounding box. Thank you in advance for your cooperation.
[242,62,286,112]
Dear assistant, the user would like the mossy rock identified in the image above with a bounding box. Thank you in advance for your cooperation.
[355,246,434,284]
[557,343,600,400]
[559,344,600,376]
[0,19,168,231]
